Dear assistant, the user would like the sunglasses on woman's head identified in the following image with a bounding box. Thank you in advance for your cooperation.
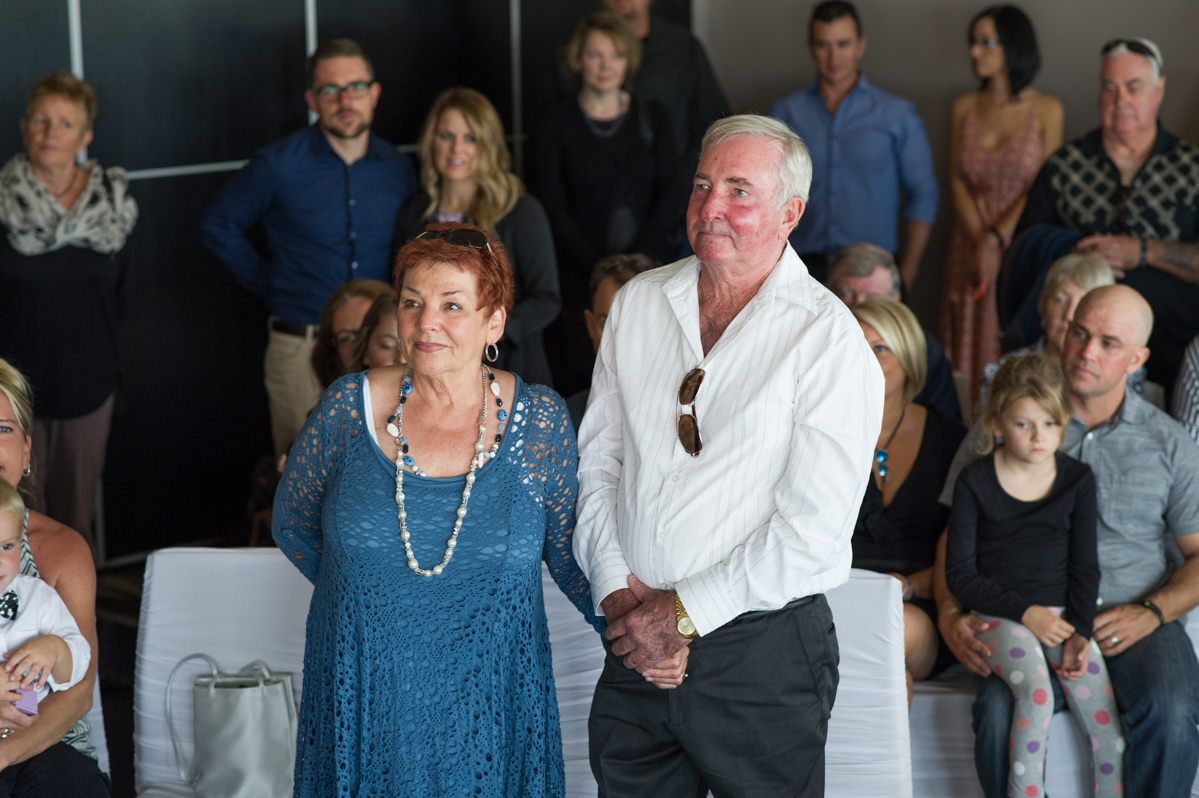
[413,228,493,253]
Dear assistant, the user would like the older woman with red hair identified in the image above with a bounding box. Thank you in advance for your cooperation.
[275,224,685,796]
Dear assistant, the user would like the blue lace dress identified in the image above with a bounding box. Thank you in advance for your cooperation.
[273,373,600,798]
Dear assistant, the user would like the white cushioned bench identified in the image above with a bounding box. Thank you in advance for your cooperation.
[134,550,910,796]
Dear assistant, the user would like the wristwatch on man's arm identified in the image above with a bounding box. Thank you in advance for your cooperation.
[674,594,699,639]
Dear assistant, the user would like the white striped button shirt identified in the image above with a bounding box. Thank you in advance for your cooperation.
[575,247,884,635]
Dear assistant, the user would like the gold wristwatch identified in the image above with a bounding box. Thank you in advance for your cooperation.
[674,594,699,639]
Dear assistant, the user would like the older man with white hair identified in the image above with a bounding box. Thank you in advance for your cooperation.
[1016,37,1199,395]
[575,114,882,797]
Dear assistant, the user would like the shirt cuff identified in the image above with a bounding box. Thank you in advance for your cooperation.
[589,558,633,616]
[673,572,739,637]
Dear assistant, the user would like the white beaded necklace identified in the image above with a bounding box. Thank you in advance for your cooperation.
[389,364,506,577]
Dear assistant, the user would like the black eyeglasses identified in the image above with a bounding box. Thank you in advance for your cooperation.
[313,81,374,100]
[969,38,1001,50]
[677,367,705,457]
[413,228,494,253]
[1101,38,1163,75]
[1110,183,1135,235]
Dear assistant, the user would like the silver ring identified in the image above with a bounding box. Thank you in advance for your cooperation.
[0,728,11,739]
[1109,635,1119,645]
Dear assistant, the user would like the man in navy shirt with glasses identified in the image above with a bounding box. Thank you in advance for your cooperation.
[202,38,416,455]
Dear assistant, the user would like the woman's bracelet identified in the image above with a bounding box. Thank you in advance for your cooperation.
[1142,598,1166,626]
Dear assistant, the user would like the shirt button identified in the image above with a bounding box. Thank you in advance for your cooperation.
[351,261,358,270]
[348,198,356,206]
[1086,432,1094,440]
[349,231,357,240]
[671,474,680,483]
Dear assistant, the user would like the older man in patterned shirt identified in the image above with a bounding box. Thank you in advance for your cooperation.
[1016,37,1199,395]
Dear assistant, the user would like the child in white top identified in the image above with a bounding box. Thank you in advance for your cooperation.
[0,480,89,710]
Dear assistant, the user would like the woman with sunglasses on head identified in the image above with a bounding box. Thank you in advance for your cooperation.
[851,299,966,706]
[393,88,560,388]
[275,223,685,797]
[940,5,1062,415]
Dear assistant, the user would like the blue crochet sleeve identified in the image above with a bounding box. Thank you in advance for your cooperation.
[524,384,605,634]
[272,375,359,583]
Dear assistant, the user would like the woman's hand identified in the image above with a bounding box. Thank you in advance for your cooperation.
[1021,605,1075,647]
[887,572,915,602]
[642,642,690,690]
[1053,634,1090,681]
[972,234,1003,295]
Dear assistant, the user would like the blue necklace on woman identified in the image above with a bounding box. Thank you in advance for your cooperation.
[387,364,508,576]
[874,405,906,484]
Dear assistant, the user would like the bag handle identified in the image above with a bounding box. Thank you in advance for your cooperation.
[165,652,219,783]
[242,660,299,729]
[239,660,273,681]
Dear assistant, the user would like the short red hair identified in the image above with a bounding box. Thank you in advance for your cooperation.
[393,223,514,314]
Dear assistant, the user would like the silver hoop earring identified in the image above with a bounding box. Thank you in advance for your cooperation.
[22,464,30,478]
[485,342,499,363]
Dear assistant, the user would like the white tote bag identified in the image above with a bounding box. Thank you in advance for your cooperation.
[165,653,297,798]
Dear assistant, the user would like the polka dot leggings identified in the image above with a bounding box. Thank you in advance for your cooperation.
[976,612,1124,797]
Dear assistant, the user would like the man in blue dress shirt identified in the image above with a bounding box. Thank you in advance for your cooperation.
[202,39,416,455]
[768,1,938,289]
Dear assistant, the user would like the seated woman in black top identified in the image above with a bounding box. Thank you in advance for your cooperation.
[533,10,685,395]
[852,299,967,704]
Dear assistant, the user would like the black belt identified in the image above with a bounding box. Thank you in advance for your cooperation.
[270,318,316,337]
[739,594,821,620]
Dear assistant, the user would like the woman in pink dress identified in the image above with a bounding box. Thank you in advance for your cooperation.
[941,5,1062,414]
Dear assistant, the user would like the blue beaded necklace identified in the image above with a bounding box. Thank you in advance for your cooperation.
[874,405,906,484]
[387,364,510,577]
[386,366,508,477]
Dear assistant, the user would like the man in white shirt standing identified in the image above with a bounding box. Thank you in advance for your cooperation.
[575,114,883,797]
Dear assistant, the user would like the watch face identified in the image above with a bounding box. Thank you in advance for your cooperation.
[677,615,697,638]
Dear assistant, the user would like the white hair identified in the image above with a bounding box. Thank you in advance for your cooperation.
[699,114,813,207]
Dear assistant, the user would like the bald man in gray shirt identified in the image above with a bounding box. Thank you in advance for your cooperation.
[935,285,1199,798]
